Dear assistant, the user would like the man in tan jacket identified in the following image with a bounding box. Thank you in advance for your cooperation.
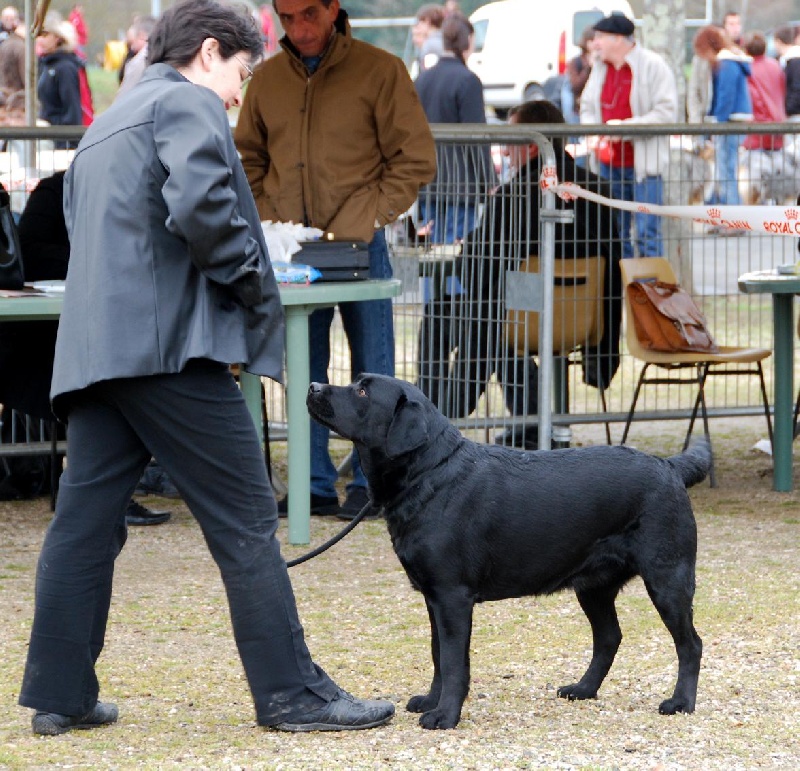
[236,0,435,520]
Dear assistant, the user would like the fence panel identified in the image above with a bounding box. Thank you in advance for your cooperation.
[0,124,795,454]
[266,122,799,451]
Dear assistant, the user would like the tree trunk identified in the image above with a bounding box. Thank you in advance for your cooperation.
[642,0,690,287]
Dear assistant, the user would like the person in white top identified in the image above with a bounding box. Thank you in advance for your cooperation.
[580,12,677,259]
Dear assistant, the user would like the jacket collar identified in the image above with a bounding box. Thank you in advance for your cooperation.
[139,62,189,86]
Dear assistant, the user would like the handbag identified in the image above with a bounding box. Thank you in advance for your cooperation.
[627,280,719,354]
[0,202,24,290]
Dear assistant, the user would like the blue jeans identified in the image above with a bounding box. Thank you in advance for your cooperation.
[308,230,395,497]
[712,133,742,205]
[598,163,664,258]
[418,200,477,244]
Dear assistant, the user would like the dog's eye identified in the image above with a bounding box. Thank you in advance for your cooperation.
[357,387,367,397]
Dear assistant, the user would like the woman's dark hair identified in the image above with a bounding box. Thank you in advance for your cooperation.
[744,32,767,57]
[148,0,263,68]
[442,13,474,64]
[509,99,566,153]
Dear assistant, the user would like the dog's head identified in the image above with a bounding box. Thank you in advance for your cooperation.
[306,374,440,459]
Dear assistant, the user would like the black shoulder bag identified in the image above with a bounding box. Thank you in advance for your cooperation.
[0,188,24,290]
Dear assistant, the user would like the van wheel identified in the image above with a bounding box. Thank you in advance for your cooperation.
[523,84,545,101]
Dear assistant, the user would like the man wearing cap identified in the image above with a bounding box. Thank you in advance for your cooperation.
[580,12,677,259]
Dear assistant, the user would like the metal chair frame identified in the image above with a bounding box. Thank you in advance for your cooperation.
[620,257,774,487]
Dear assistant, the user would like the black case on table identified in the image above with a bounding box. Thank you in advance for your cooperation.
[293,240,371,281]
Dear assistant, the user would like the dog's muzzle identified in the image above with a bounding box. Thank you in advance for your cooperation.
[307,382,334,418]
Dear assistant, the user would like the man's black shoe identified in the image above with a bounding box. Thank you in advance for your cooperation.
[336,487,380,521]
[277,493,340,518]
[271,689,394,732]
[125,499,171,526]
[134,462,181,499]
[32,701,119,736]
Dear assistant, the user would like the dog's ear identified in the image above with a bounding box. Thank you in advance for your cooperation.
[385,397,429,458]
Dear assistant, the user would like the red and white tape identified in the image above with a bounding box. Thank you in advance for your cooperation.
[539,165,800,237]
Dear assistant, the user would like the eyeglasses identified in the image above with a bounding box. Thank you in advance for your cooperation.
[233,54,254,84]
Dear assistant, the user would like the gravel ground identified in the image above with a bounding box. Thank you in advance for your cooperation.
[0,418,798,770]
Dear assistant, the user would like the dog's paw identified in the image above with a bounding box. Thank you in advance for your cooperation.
[419,708,459,730]
[407,693,438,714]
[557,683,598,701]
[659,697,695,715]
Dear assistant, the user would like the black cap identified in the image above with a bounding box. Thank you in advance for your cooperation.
[593,13,635,37]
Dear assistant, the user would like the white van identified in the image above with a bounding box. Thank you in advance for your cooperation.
[467,0,635,113]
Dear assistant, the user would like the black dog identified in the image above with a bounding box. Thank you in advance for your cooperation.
[307,374,709,730]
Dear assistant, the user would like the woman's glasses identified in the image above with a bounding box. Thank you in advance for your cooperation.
[233,55,254,84]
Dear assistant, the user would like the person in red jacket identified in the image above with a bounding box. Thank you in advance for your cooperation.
[744,32,786,149]
[742,32,791,204]
[67,5,93,124]
[68,4,88,51]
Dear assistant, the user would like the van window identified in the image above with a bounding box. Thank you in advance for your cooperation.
[472,19,488,54]
[573,10,604,47]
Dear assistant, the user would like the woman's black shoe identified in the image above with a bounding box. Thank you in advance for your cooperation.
[271,690,394,732]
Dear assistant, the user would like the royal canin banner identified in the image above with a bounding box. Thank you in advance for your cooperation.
[539,166,800,237]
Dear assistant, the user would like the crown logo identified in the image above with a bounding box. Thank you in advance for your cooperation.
[707,207,721,219]
[786,208,798,220]
[637,205,650,214]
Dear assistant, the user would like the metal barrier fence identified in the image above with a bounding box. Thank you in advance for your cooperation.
[1,123,798,456]
[264,121,800,452]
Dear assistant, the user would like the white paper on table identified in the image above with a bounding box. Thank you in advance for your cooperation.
[261,221,324,262]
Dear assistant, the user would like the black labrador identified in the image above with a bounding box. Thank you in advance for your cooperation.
[307,374,709,730]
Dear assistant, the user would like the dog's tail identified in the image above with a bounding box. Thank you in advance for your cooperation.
[667,437,712,488]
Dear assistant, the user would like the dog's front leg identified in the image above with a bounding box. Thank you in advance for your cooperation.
[407,597,442,715]
[417,589,474,730]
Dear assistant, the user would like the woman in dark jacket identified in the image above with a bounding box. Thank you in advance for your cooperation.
[36,13,83,142]
[19,0,392,738]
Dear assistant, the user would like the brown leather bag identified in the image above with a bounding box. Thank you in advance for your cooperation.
[627,280,719,354]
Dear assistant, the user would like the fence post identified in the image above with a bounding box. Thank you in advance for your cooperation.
[531,131,574,450]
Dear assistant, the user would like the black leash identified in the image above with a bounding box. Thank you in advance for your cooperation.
[286,501,375,568]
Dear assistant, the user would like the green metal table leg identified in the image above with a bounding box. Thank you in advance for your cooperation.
[239,371,263,447]
[284,306,312,544]
[771,295,795,492]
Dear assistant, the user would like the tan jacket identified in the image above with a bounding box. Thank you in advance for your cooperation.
[235,12,436,243]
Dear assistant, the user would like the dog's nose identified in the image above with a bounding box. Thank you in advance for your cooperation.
[308,382,323,396]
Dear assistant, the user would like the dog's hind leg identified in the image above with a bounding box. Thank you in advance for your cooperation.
[407,598,442,715]
[642,573,702,715]
[412,590,474,730]
[557,586,622,702]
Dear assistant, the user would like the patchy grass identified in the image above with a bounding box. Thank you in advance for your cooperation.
[0,417,797,769]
